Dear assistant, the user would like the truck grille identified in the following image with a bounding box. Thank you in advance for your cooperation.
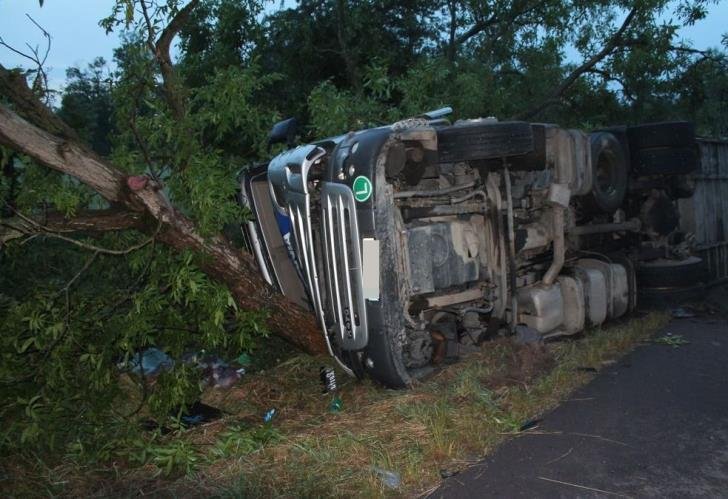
[321,183,369,350]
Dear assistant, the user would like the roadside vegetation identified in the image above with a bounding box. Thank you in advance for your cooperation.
[3,312,668,497]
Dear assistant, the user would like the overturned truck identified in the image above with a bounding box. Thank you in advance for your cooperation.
[241,110,705,387]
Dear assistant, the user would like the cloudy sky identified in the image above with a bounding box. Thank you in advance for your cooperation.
[0,0,726,91]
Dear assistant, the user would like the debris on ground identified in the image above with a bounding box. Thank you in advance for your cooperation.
[328,395,343,413]
[195,354,245,389]
[319,366,338,393]
[125,350,246,389]
[177,401,223,427]
[440,469,460,479]
[141,401,223,431]
[128,348,174,378]
[519,418,543,432]
[263,408,277,423]
[576,366,598,373]
[236,352,253,367]
[671,307,696,319]
[371,467,401,489]
[514,325,542,345]
[653,334,690,348]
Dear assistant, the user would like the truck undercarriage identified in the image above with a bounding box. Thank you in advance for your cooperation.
[241,111,703,387]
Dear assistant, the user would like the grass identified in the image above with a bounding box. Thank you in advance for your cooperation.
[3,312,669,497]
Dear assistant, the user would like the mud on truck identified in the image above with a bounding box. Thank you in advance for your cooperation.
[240,108,705,388]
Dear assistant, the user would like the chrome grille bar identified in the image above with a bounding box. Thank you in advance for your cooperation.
[321,183,368,350]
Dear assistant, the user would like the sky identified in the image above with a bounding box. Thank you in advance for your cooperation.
[0,0,726,92]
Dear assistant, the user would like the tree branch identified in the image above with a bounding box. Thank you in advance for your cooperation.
[141,0,200,119]
[0,104,132,204]
[455,12,498,46]
[0,103,327,354]
[516,6,638,120]
[0,64,78,141]
[1,209,145,245]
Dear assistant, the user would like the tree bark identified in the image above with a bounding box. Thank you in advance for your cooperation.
[0,104,327,355]
[0,209,144,244]
[140,0,200,120]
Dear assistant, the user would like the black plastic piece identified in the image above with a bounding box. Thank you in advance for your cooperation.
[268,117,298,148]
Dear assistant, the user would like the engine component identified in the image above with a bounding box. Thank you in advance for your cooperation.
[669,175,696,199]
[406,222,481,294]
[584,132,628,214]
[558,275,586,335]
[437,121,534,163]
[546,127,593,196]
[576,259,629,319]
[571,266,608,326]
[611,255,638,313]
[640,191,680,237]
[517,284,564,333]
[570,219,641,236]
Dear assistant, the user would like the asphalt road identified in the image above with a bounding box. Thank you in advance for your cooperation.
[436,318,728,498]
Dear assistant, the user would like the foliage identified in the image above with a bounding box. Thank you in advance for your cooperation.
[57,58,114,155]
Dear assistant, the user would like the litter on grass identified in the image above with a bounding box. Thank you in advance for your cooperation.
[653,334,690,348]
[128,348,173,377]
[319,366,338,393]
[178,401,223,427]
[371,467,401,489]
[263,408,277,423]
[328,396,343,413]
[124,349,246,388]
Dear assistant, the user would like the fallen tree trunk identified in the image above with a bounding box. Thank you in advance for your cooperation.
[0,104,327,355]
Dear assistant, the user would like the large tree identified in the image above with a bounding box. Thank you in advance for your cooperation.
[0,2,325,354]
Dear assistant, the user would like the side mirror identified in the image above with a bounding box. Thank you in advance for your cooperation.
[268,118,298,149]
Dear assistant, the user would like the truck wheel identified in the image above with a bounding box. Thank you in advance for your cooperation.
[583,132,628,214]
[636,256,708,288]
[626,122,698,176]
[437,121,534,163]
[631,146,699,176]
[627,121,695,150]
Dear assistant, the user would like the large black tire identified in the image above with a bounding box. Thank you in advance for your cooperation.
[631,146,699,176]
[594,125,632,172]
[437,121,534,163]
[636,256,708,288]
[584,132,628,214]
[627,121,695,150]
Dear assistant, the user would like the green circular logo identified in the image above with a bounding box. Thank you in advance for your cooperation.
[353,176,372,203]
